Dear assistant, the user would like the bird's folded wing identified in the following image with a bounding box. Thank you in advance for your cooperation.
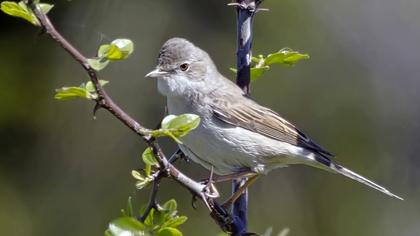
[211,99,334,158]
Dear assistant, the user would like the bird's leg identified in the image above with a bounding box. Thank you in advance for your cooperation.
[201,170,256,184]
[222,174,258,208]
[204,166,220,198]
[168,148,185,163]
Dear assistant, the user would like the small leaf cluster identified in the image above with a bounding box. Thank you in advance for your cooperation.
[106,198,187,236]
[54,38,133,99]
[131,147,159,190]
[149,114,201,143]
[55,80,109,100]
[88,39,134,71]
[230,48,310,81]
[0,1,53,26]
[131,114,200,192]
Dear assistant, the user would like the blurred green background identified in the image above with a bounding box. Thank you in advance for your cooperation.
[1,0,419,235]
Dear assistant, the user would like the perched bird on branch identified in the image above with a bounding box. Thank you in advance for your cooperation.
[146,37,403,202]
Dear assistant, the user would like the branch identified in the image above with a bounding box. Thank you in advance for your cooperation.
[139,172,162,222]
[230,0,264,93]
[27,1,240,233]
[230,0,264,235]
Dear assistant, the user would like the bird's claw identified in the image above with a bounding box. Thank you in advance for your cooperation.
[203,167,220,198]
[191,168,220,210]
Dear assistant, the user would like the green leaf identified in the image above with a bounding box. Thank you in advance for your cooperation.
[105,44,126,60]
[138,205,147,217]
[142,147,158,176]
[85,80,109,93]
[54,87,92,100]
[135,180,151,190]
[109,39,134,60]
[98,39,134,61]
[229,66,269,81]
[161,216,187,228]
[55,80,107,100]
[38,3,53,14]
[88,39,133,70]
[107,217,149,236]
[157,227,182,236]
[126,197,134,217]
[104,229,113,236]
[162,199,177,215]
[217,233,230,236]
[251,66,270,81]
[144,208,155,227]
[132,170,153,190]
[144,163,152,177]
[251,56,261,63]
[98,44,112,58]
[278,228,291,236]
[87,58,110,71]
[142,147,159,167]
[131,170,145,181]
[1,1,40,26]
[264,48,309,66]
[151,114,200,143]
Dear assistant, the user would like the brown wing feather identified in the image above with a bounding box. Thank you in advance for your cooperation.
[211,99,334,158]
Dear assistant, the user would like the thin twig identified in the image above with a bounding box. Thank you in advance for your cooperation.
[139,173,162,222]
[139,149,185,222]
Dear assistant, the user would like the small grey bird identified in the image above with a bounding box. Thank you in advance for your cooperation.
[146,37,402,200]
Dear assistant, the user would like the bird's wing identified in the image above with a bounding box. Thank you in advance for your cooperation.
[211,98,334,158]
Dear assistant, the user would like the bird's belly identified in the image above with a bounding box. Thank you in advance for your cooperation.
[180,119,305,175]
[180,125,257,175]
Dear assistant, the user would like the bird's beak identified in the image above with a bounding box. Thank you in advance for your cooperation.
[145,68,167,78]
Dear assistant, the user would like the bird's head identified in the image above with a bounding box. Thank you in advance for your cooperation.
[146,38,218,97]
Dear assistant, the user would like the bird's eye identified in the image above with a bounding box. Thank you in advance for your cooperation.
[179,63,189,71]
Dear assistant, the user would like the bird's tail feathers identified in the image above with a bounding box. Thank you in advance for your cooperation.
[314,155,403,200]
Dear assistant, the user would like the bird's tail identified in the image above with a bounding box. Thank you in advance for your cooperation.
[313,155,403,200]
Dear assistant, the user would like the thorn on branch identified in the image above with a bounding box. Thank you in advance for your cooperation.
[256,7,269,13]
[227,2,256,12]
[37,27,47,37]
[93,102,101,119]
[227,0,265,13]
[199,193,213,211]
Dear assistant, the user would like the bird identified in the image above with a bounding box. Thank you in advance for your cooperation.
[145,37,403,201]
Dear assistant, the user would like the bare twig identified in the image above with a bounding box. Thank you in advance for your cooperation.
[139,173,162,222]
[27,1,240,233]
